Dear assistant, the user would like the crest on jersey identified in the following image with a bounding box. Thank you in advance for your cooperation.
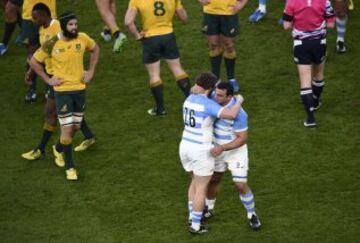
[60,104,68,113]
[202,25,208,33]
[76,44,81,51]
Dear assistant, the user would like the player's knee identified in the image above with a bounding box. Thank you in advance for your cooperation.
[209,42,221,52]
[235,182,249,194]
[224,43,236,53]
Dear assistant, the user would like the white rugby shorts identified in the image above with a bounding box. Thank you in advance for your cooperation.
[179,140,215,177]
[214,144,249,182]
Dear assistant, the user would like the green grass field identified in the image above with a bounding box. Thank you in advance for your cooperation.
[0,1,359,242]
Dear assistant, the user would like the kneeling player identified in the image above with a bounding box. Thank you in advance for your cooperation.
[204,82,261,230]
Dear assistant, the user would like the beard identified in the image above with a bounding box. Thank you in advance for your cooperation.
[63,29,78,39]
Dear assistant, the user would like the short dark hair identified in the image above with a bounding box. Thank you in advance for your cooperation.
[195,72,217,91]
[216,81,234,96]
[32,3,51,17]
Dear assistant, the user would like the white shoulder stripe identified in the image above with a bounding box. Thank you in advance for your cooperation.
[184,100,205,112]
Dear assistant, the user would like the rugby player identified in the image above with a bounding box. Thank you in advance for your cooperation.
[30,12,100,180]
[22,4,96,162]
[199,0,247,92]
[125,0,191,116]
[95,0,127,52]
[203,82,261,230]
[334,0,349,53]
[0,0,22,55]
[180,72,243,234]
[20,0,57,103]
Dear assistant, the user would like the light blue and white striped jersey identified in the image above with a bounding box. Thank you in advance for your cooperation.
[181,94,225,144]
[214,97,248,145]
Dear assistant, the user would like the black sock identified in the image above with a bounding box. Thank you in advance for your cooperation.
[80,118,94,139]
[37,129,53,152]
[176,77,191,97]
[312,80,325,102]
[104,29,111,36]
[62,143,74,169]
[2,21,17,46]
[30,74,37,90]
[224,57,236,80]
[55,141,63,153]
[300,88,315,122]
[150,84,164,111]
[113,31,120,38]
[210,55,222,79]
[16,11,22,28]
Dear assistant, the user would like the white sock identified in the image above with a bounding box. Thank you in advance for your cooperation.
[205,198,216,210]
[259,4,266,13]
[191,211,202,230]
[188,201,193,220]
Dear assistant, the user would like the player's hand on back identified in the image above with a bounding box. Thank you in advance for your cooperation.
[48,76,63,86]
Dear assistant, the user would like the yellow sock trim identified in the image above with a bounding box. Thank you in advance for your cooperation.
[209,49,222,57]
[110,27,120,35]
[150,80,162,88]
[175,73,189,81]
[43,123,56,132]
[223,51,237,59]
[60,138,72,145]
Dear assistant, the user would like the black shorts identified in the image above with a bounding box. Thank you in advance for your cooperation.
[55,90,86,115]
[17,20,39,46]
[142,33,180,64]
[293,39,327,65]
[9,0,23,7]
[202,13,239,37]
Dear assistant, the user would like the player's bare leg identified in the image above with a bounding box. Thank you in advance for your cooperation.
[298,65,316,127]
[60,125,78,180]
[334,0,348,53]
[312,62,325,109]
[145,61,166,115]
[235,182,261,230]
[208,35,222,80]
[222,36,239,92]
[95,0,126,52]
[166,58,191,97]
[0,1,20,55]
[189,174,211,234]
[204,172,224,218]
